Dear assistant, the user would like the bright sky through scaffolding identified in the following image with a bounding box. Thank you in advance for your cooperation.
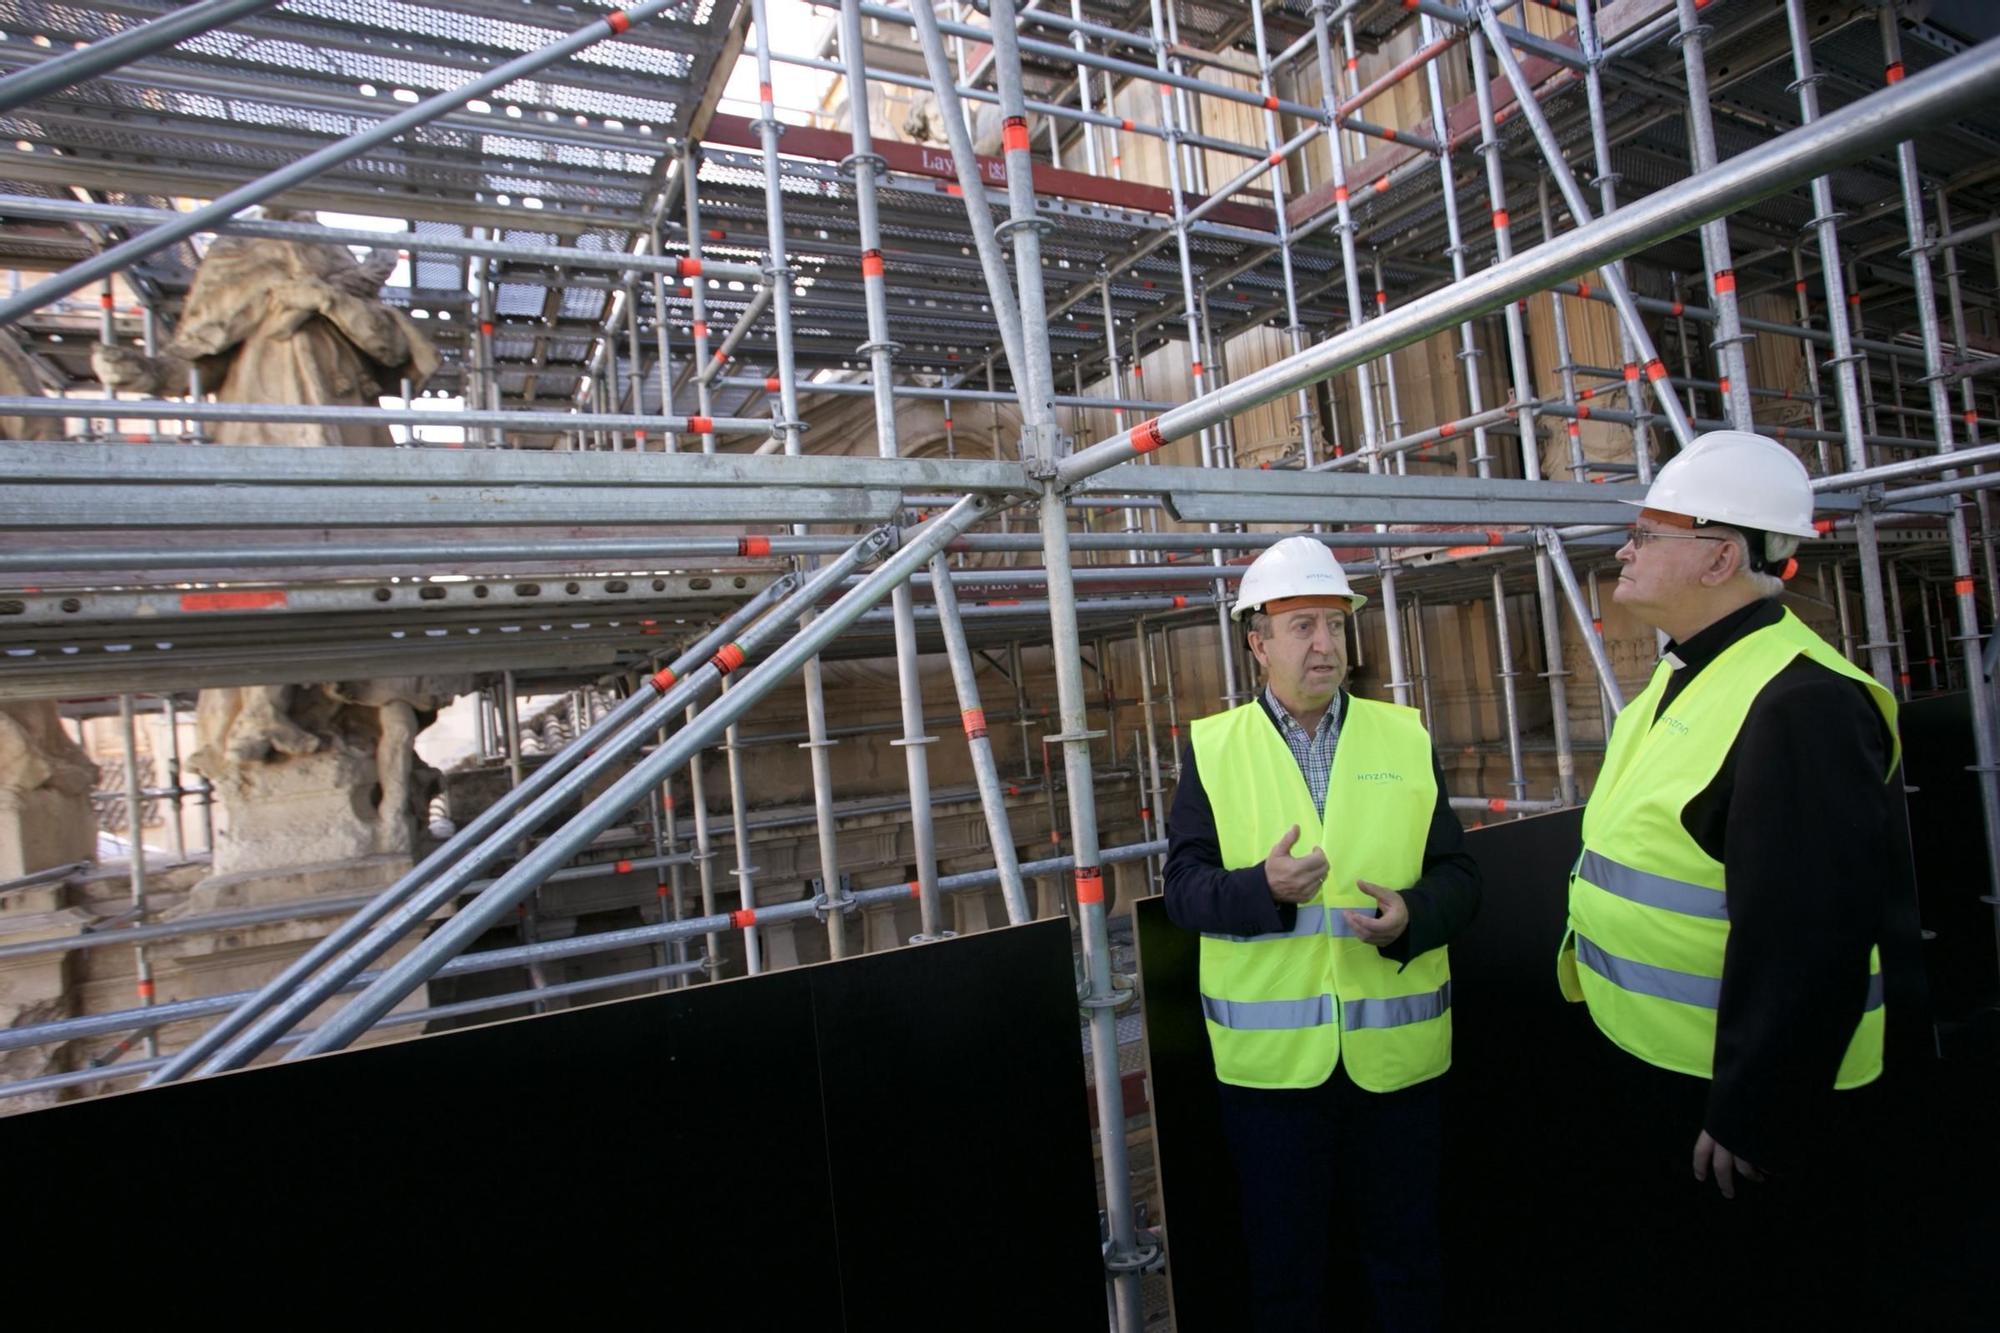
[718,0,835,124]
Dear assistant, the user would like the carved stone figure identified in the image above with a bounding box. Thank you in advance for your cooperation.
[189,676,470,873]
[0,702,99,880]
[89,208,438,446]
[0,329,61,443]
[903,96,1004,157]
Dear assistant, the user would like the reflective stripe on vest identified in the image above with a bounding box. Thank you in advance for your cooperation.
[1202,981,1453,1033]
[1577,849,1728,920]
[1578,933,1882,1012]
[1201,903,1380,944]
[1202,993,1334,1031]
[1345,981,1452,1031]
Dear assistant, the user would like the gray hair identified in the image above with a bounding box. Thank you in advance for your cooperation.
[1715,528,1795,600]
[1247,610,1272,639]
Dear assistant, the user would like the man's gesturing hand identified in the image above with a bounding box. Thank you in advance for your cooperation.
[1264,825,1328,904]
[1342,879,1409,946]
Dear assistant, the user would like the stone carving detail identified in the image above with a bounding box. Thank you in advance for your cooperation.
[189,676,471,874]
[89,208,438,446]
[0,701,100,880]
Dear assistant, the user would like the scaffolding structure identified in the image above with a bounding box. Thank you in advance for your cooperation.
[2,1,1999,1324]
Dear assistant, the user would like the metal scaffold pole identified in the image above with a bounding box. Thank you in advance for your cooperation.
[840,0,946,942]
[289,496,1003,1059]
[1877,11,2000,934]
[1781,0,1896,692]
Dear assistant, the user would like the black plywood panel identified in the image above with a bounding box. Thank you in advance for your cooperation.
[5,920,1099,1327]
[813,918,1103,1326]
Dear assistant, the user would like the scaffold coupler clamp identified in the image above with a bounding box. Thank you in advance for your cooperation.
[811,874,858,924]
[700,950,723,975]
[1104,1230,1164,1275]
[1079,970,1137,1015]
[837,149,886,181]
[996,213,1054,239]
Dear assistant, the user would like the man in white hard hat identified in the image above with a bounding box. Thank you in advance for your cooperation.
[1165,534,1480,1333]
[1561,430,1910,1309]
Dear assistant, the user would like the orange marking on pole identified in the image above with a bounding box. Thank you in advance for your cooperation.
[712,348,727,363]
[763,376,780,392]
[1575,281,1592,299]
[1120,118,1134,132]
[605,9,631,33]
[1172,595,1188,609]
[961,708,988,740]
[1577,406,1592,420]
[1131,418,1167,455]
[1334,184,1349,204]
[1492,209,1509,229]
[944,182,963,196]
[1002,116,1030,152]
[1885,61,1904,84]
[1645,359,1669,382]
[99,292,114,309]
[1623,363,1640,381]
[1488,798,1507,813]
[1955,577,1977,597]
[908,880,923,898]
[1815,517,1835,534]
[1713,270,1736,294]
[688,415,714,434]
[1269,151,1284,166]
[1439,421,1457,437]
[1191,361,1204,376]
[731,908,757,928]
[1795,280,1808,294]
[711,642,746,673]
[1264,95,1280,110]
[677,257,702,278]
[738,536,772,557]
[181,590,286,612]
[616,860,633,874]
[1719,377,1731,396]
[650,666,679,692]
[1567,423,1580,438]
[1373,177,1389,193]
[136,979,155,999]
[692,320,708,339]
[707,227,727,241]
[1074,865,1105,904]
[1579,387,1595,401]
[860,249,885,278]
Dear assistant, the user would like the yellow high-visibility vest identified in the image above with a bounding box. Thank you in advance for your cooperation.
[1560,608,1899,1087]
[1190,696,1450,1092]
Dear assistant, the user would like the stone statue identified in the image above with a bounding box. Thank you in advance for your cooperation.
[89,208,438,446]
[0,328,61,442]
[903,96,1004,157]
[189,675,471,871]
[0,702,99,880]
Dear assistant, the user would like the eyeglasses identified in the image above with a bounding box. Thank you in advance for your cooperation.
[1624,525,1727,550]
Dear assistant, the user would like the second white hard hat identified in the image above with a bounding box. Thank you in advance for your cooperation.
[1231,535,1367,621]
[1629,430,1818,539]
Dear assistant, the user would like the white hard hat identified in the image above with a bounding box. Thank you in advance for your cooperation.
[1628,430,1818,539]
[1231,535,1366,621]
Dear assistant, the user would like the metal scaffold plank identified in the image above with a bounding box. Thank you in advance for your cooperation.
[0,441,1030,494]
[0,482,908,529]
